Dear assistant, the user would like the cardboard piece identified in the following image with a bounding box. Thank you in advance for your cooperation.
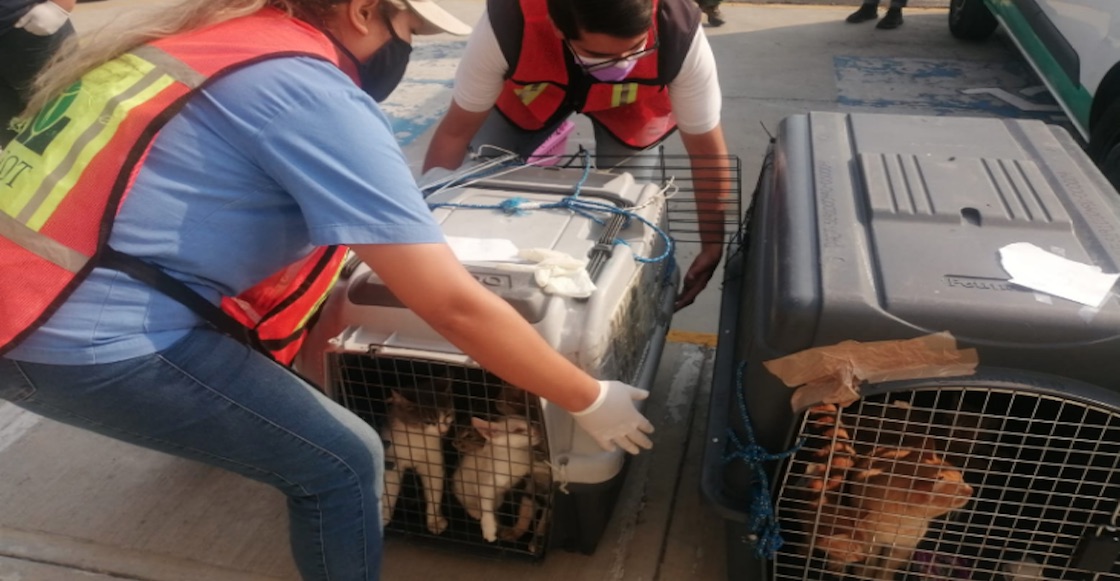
[762,332,979,412]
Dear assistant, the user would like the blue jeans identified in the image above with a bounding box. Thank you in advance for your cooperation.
[0,328,385,580]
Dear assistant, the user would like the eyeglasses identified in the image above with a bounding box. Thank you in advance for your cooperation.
[563,36,660,73]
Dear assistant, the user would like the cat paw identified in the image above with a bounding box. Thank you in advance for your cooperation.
[427,516,449,536]
[481,518,498,542]
[381,505,393,527]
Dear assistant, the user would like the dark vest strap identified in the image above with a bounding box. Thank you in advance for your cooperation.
[656,0,702,84]
[488,0,524,79]
[99,246,259,350]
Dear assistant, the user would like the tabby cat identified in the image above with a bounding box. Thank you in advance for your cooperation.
[382,378,455,535]
[452,415,542,542]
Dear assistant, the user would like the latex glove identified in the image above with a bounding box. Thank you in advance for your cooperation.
[571,380,654,454]
[15,1,70,36]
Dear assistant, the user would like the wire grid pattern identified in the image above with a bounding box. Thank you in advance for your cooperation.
[773,387,1120,581]
[525,152,743,244]
[599,266,665,385]
[594,190,672,384]
[330,353,552,558]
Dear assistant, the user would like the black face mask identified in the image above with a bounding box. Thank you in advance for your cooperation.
[333,15,413,103]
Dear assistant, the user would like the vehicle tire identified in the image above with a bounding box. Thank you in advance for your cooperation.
[1099,145,1120,194]
[949,0,998,41]
[1088,99,1120,193]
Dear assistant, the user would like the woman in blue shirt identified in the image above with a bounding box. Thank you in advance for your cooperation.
[0,0,655,579]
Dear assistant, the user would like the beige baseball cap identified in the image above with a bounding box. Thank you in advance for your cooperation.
[405,0,472,36]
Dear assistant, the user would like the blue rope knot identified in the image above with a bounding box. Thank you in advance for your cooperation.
[498,196,529,215]
[723,361,804,560]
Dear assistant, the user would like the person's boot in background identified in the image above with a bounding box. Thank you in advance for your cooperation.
[876,6,903,28]
[702,4,725,27]
[846,3,878,23]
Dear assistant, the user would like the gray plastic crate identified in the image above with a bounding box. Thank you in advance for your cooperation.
[704,112,1120,581]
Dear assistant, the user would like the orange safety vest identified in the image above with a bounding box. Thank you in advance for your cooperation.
[492,0,698,149]
[0,9,350,365]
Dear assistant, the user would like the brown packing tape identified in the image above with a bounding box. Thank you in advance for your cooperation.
[762,332,979,412]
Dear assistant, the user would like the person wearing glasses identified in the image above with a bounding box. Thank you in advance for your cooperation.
[423,0,730,311]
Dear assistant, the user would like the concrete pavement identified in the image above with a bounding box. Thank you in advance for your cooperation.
[1,1,1059,579]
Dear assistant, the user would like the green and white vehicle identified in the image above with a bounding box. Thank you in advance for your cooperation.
[950,0,1120,189]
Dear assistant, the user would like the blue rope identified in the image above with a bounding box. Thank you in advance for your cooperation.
[426,151,674,264]
[724,361,805,560]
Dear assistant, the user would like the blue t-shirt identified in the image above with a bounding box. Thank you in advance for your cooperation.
[8,56,444,364]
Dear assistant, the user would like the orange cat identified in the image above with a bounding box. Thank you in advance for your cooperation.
[845,439,974,580]
[795,406,974,577]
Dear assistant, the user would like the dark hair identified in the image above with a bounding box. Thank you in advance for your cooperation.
[546,0,653,40]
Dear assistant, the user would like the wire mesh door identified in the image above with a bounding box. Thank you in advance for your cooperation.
[775,385,1120,581]
[330,353,552,558]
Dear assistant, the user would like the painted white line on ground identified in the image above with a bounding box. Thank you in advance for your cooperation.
[961,87,1062,112]
[665,345,705,423]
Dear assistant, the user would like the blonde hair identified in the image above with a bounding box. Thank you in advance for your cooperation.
[22,0,406,119]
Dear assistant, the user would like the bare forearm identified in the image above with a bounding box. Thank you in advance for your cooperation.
[49,0,76,12]
[681,126,732,248]
[422,123,471,172]
[428,284,599,412]
[691,158,731,249]
[422,102,490,173]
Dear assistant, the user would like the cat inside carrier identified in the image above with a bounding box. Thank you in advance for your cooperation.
[333,354,554,556]
[776,374,1120,581]
[703,111,1120,581]
[300,155,742,558]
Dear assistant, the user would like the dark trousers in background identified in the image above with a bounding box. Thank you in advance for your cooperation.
[0,21,75,144]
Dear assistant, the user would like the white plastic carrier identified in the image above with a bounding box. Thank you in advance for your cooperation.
[302,164,676,488]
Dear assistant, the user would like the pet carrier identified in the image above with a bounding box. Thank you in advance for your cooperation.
[704,111,1120,581]
[300,164,679,558]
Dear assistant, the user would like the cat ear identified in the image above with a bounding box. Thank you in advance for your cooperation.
[389,390,410,405]
[471,416,496,440]
[432,373,453,393]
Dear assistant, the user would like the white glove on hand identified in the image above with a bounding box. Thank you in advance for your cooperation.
[571,380,654,454]
[15,1,70,36]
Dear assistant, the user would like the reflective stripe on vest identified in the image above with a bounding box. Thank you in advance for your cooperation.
[493,0,678,149]
[0,10,346,362]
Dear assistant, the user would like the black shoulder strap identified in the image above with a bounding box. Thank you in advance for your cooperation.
[488,0,525,78]
[99,246,259,349]
[656,0,702,84]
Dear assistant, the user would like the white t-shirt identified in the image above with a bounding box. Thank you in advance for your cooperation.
[452,12,722,135]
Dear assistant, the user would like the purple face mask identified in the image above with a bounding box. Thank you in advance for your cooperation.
[569,39,652,82]
[579,56,640,82]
